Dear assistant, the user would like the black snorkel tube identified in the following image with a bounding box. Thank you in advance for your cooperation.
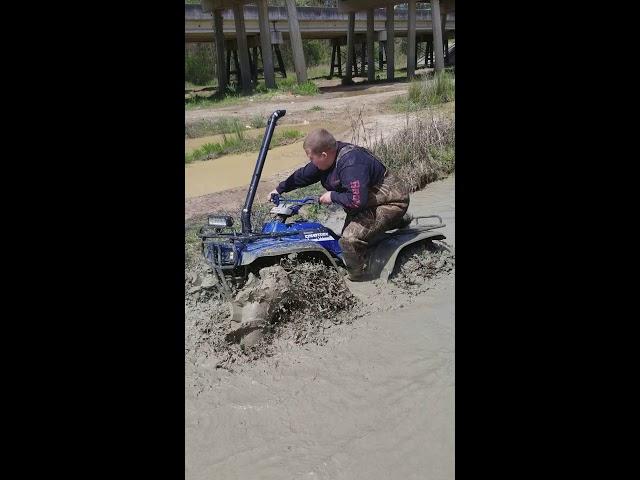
[241,109,287,234]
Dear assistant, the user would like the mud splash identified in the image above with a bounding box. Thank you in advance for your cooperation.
[390,240,455,292]
[185,257,359,372]
[185,241,454,378]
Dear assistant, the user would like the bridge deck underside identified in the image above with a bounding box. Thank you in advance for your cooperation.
[186,22,454,42]
[185,7,454,43]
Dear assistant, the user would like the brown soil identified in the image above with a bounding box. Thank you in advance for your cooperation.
[184,81,410,128]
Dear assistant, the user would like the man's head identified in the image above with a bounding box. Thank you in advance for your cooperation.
[303,129,337,171]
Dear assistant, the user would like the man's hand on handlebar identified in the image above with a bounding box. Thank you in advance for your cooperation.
[319,191,333,205]
[267,189,279,203]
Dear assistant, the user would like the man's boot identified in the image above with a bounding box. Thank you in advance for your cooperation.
[341,250,368,281]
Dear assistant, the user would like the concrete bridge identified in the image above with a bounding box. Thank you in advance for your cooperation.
[193,1,454,94]
[185,5,455,41]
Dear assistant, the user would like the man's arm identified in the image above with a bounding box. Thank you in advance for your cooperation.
[276,162,322,194]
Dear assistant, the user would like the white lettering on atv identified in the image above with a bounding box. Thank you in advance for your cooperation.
[304,232,333,241]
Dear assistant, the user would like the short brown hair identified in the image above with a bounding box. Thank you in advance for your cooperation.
[303,128,336,154]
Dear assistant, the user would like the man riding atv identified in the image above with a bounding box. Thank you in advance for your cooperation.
[267,128,410,281]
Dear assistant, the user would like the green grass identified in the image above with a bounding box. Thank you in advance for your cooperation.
[309,105,323,111]
[185,94,242,110]
[185,128,305,164]
[185,115,267,138]
[185,76,320,110]
[256,76,320,96]
[185,80,215,90]
[185,117,243,138]
[307,64,333,79]
[249,114,267,129]
[394,71,455,111]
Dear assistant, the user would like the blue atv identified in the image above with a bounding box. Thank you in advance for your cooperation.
[198,109,448,293]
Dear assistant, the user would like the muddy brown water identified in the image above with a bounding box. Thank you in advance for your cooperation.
[185,175,455,480]
[186,141,308,198]
[185,121,350,198]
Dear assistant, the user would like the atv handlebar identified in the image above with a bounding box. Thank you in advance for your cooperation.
[269,194,318,207]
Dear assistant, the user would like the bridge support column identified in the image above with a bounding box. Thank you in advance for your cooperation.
[273,45,286,78]
[330,39,344,78]
[249,45,258,83]
[386,3,395,80]
[430,38,434,67]
[431,0,445,72]
[442,13,448,60]
[285,0,307,83]
[407,0,416,79]
[361,41,366,75]
[330,43,336,78]
[257,0,276,88]
[444,36,449,63]
[367,9,375,81]
[227,45,242,84]
[344,12,355,84]
[232,3,252,93]
[213,9,227,93]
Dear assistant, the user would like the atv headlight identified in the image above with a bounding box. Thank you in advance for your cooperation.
[206,244,236,265]
[219,247,235,264]
[208,215,234,227]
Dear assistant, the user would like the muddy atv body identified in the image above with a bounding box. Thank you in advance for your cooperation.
[199,196,344,292]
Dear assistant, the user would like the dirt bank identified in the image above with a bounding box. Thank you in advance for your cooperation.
[185,175,455,479]
[185,82,410,128]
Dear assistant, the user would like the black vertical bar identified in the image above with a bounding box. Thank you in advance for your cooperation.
[241,110,287,234]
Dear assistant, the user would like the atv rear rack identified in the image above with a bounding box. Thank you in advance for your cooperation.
[412,215,444,227]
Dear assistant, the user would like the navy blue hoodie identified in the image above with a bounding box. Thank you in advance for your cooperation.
[276,141,386,213]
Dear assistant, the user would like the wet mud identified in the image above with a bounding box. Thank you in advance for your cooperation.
[185,171,455,480]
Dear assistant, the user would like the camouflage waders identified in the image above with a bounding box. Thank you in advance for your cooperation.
[339,162,410,280]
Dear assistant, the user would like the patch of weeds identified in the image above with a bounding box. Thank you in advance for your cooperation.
[275,129,303,142]
[185,129,305,164]
[185,117,245,138]
[275,77,320,96]
[290,81,320,96]
[249,114,267,129]
[395,71,455,111]
[309,105,323,111]
[348,107,455,192]
[185,92,242,110]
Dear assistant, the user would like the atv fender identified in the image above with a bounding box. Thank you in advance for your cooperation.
[240,240,340,269]
[367,228,448,282]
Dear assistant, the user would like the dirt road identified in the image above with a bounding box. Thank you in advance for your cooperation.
[185,176,455,480]
[185,82,410,128]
